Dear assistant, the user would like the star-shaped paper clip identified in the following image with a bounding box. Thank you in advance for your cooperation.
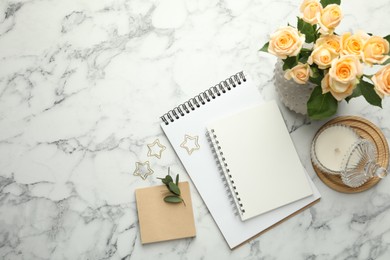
[180,134,200,155]
[133,161,154,180]
[147,139,166,159]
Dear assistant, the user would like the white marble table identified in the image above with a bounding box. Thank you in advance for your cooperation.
[1,0,390,259]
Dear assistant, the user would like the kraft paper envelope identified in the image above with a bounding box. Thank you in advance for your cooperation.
[135,182,196,244]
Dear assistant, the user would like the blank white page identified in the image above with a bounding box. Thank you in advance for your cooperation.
[207,102,313,221]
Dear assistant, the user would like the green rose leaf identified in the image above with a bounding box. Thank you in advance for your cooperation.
[164,195,183,203]
[297,17,316,43]
[384,35,390,45]
[383,57,390,65]
[308,65,324,85]
[282,56,298,70]
[358,80,382,108]
[307,85,338,120]
[320,0,341,8]
[299,48,311,63]
[259,42,269,52]
[299,56,309,64]
[310,66,320,78]
[168,182,181,196]
[175,174,179,186]
[345,84,362,103]
[309,76,322,86]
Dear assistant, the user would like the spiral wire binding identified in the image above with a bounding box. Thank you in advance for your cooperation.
[206,129,245,217]
[160,71,246,125]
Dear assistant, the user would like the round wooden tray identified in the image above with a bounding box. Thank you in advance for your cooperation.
[311,116,389,193]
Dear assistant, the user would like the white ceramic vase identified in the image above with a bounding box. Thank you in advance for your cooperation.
[274,59,315,115]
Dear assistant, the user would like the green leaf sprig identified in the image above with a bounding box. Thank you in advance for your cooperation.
[158,168,186,205]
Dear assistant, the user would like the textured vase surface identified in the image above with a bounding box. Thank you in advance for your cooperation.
[274,60,315,115]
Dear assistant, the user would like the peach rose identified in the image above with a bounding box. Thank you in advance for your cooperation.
[329,55,363,83]
[300,0,322,25]
[321,73,356,101]
[317,4,342,35]
[308,43,339,69]
[362,36,390,66]
[341,31,369,57]
[284,63,312,84]
[372,64,390,98]
[315,34,341,53]
[268,26,305,59]
[322,55,363,101]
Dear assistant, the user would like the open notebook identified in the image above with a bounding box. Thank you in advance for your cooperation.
[160,72,321,249]
[206,102,313,221]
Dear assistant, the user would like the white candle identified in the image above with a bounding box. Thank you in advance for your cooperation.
[314,125,360,173]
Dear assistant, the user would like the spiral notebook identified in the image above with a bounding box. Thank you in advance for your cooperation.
[206,102,313,221]
[160,72,321,249]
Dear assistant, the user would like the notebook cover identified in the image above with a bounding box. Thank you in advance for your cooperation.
[135,182,196,244]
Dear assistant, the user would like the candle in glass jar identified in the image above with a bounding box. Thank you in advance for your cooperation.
[314,125,360,173]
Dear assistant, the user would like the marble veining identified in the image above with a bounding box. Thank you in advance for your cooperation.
[1,0,390,259]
